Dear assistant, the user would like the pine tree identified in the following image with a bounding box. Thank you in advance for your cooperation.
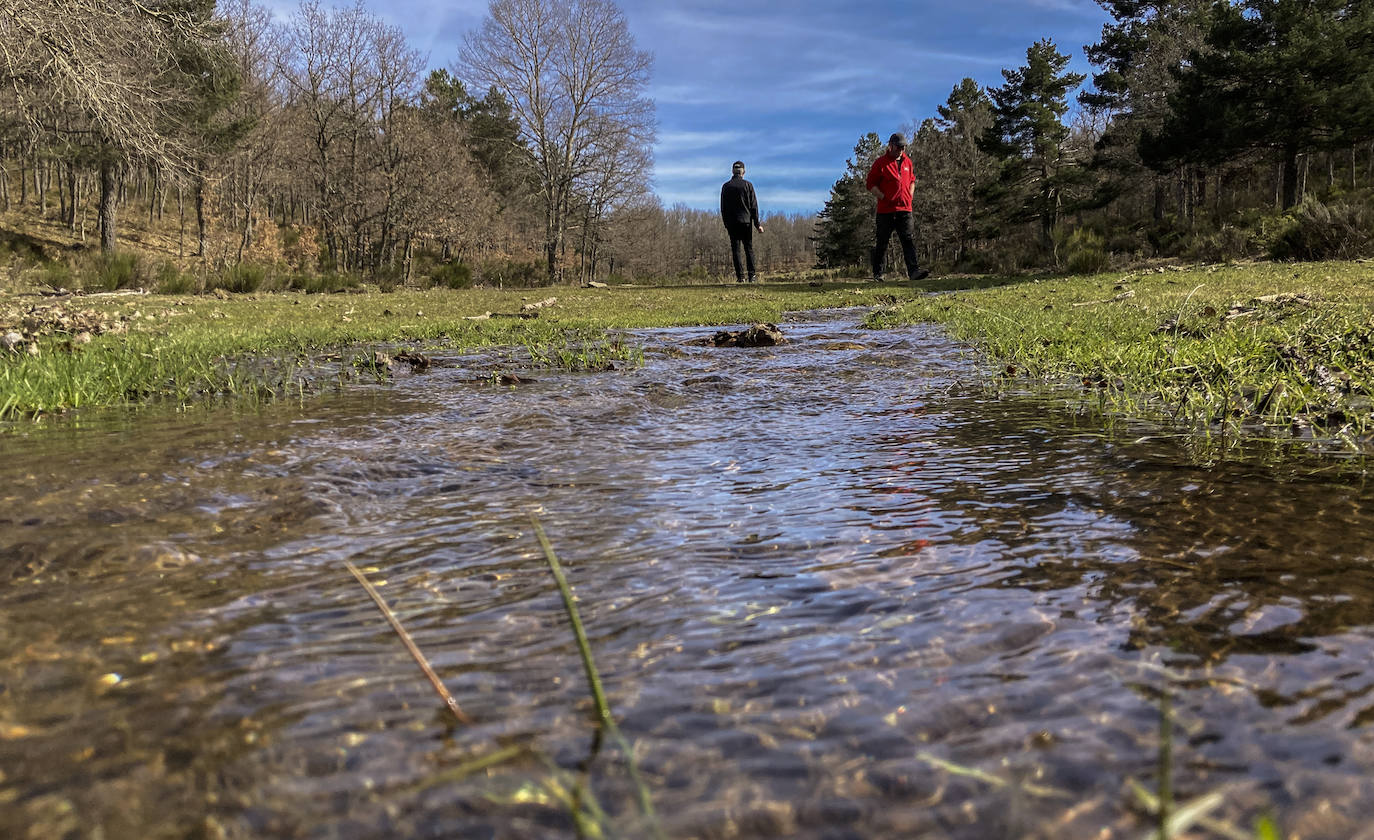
[421,69,526,200]
[813,133,882,269]
[933,79,995,263]
[1142,0,1374,209]
[978,39,1086,249]
[1080,0,1210,217]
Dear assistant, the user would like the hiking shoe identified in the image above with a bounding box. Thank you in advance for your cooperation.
[910,268,931,282]
[747,275,758,283]
[872,275,883,283]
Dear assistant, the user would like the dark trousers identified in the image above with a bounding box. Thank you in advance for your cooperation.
[725,222,756,281]
[872,211,920,279]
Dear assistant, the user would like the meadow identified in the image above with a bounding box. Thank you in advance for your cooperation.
[5,259,1372,458]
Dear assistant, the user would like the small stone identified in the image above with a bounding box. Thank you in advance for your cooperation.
[1,331,21,350]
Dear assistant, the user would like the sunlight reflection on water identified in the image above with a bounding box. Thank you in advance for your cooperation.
[2,312,1374,838]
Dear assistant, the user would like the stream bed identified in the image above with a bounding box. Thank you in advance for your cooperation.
[2,312,1373,838]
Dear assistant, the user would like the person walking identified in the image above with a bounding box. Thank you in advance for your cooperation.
[720,160,764,283]
[865,133,929,283]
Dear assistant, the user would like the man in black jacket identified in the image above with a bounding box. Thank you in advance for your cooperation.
[720,161,764,282]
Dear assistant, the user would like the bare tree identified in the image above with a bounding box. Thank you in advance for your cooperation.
[277,0,424,272]
[460,0,654,283]
[370,19,426,270]
[0,0,224,250]
[217,0,284,261]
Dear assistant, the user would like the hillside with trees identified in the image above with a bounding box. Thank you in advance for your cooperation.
[2,0,1372,290]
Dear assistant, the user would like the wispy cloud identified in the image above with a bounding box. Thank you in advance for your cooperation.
[276,0,1111,214]
[655,130,751,152]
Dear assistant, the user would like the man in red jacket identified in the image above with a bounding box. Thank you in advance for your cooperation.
[865,133,930,283]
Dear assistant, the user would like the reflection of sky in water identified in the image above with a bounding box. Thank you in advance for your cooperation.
[2,314,1373,838]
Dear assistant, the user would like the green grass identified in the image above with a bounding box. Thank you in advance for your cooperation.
[0,278,925,420]
[876,261,1374,447]
[11,260,1374,449]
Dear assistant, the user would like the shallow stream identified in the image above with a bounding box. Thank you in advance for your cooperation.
[2,312,1373,838]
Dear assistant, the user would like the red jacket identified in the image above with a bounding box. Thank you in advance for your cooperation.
[865,151,915,213]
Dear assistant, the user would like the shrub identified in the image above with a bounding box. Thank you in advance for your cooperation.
[1145,221,1186,258]
[154,261,196,294]
[91,252,149,291]
[956,248,1000,274]
[215,262,267,293]
[1105,229,1146,258]
[1062,228,1110,275]
[245,218,285,266]
[1186,224,1252,264]
[0,232,49,267]
[41,260,74,290]
[281,225,321,274]
[292,271,361,294]
[371,264,404,292]
[1267,199,1374,261]
[672,265,712,285]
[430,260,473,289]
[477,259,545,287]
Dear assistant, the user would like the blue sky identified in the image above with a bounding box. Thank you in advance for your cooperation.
[261,0,1115,216]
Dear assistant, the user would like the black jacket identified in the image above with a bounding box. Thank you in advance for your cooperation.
[720,176,760,227]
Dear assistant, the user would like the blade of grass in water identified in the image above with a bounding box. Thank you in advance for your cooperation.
[1158,687,1173,835]
[345,560,471,725]
[1128,781,1238,840]
[530,514,664,840]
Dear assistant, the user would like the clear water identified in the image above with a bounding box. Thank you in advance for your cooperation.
[2,313,1373,838]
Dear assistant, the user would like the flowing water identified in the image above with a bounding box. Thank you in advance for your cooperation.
[2,312,1374,839]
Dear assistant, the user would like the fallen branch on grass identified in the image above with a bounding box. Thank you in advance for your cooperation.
[1071,290,1136,307]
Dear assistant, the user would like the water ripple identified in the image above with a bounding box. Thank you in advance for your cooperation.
[2,316,1374,837]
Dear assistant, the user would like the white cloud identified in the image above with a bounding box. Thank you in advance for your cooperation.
[655,161,731,180]
[656,129,750,152]
[264,0,1110,215]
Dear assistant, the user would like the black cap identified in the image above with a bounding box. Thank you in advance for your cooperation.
[888,133,906,147]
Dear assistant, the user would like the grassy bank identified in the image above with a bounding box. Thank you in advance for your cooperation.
[9,260,1374,450]
[873,260,1374,448]
[0,279,917,420]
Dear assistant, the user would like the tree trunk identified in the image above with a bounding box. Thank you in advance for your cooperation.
[1279,146,1302,209]
[98,158,118,253]
[1296,152,1308,205]
[65,164,78,229]
[58,163,68,223]
[1193,167,1207,226]
[178,184,185,257]
[195,175,207,258]
[545,237,558,283]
